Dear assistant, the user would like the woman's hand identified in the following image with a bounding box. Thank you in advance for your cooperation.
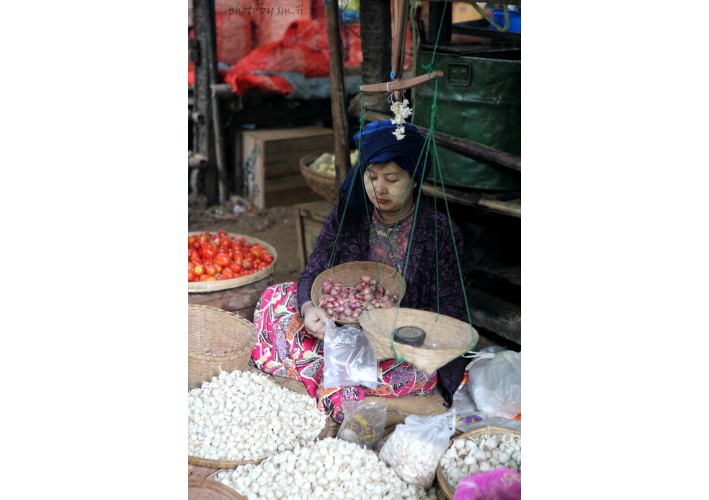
[301,302,329,340]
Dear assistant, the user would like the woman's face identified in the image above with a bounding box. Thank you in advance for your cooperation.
[363,161,416,218]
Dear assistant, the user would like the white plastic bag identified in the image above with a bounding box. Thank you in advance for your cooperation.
[322,318,378,389]
[466,348,521,419]
[379,411,456,489]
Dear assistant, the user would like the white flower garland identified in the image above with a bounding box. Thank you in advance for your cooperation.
[390,97,412,140]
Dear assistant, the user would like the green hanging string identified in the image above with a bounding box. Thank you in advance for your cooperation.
[354,0,478,361]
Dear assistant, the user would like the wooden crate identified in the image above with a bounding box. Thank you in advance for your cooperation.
[241,127,334,209]
[293,201,333,271]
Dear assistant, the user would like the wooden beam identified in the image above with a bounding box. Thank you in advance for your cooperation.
[324,0,351,187]
[359,71,443,93]
[363,109,521,172]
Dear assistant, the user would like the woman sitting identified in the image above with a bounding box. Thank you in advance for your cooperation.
[250,120,470,423]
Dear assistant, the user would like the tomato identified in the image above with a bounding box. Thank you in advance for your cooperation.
[250,245,264,258]
[214,253,231,267]
[188,231,272,282]
[200,244,217,260]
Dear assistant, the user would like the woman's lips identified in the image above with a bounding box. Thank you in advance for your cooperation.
[376,198,389,204]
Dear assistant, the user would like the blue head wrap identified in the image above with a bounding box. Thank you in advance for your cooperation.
[340,121,431,212]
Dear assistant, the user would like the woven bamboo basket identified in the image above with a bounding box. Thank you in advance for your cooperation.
[188,477,246,500]
[188,304,257,390]
[435,425,521,500]
[188,232,278,294]
[358,308,478,374]
[300,152,339,205]
[310,261,407,326]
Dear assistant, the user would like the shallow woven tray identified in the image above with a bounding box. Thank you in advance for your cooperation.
[188,477,245,500]
[188,304,257,390]
[188,232,278,294]
[358,307,478,373]
[310,261,406,326]
[436,425,521,500]
[300,152,339,205]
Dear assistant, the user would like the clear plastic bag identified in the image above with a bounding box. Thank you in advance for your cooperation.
[466,348,521,419]
[336,400,387,449]
[379,411,456,489]
[322,318,378,389]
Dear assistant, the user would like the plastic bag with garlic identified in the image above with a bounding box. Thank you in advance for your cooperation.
[379,411,456,489]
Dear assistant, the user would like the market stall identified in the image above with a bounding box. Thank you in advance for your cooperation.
[187,1,522,498]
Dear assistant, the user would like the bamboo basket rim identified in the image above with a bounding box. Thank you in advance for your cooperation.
[188,477,246,500]
[188,232,278,294]
[436,425,521,500]
[359,307,478,374]
[310,261,407,326]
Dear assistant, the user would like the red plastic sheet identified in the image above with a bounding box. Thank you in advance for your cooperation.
[223,19,330,96]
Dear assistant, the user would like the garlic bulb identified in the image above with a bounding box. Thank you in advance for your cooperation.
[215,437,438,500]
[188,369,327,461]
[439,432,521,491]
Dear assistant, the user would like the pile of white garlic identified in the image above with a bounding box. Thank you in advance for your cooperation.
[188,369,327,462]
[213,437,437,500]
[439,432,521,490]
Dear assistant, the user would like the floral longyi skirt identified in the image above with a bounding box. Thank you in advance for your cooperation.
[250,282,438,423]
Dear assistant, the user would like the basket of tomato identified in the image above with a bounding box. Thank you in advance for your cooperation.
[188,230,278,294]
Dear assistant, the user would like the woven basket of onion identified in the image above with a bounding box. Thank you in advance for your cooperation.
[358,307,478,374]
[436,425,521,500]
[310,261,407,326]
